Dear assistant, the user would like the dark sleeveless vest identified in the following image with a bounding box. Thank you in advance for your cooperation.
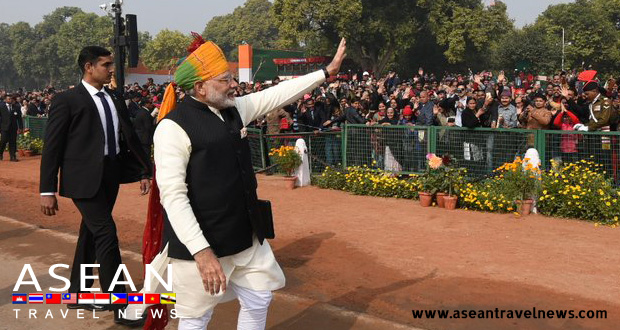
[163,97,264,260]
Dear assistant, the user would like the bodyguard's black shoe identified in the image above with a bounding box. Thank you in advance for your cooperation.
[114,308,147,327]
[67,303,107,311]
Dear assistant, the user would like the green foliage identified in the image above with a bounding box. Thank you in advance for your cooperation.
[495,157,542,201]
[538,159,620,224]
[534,0,620,73]
[490,25,561,74]
[459,180,517,213]
[141,29,192,70]
[203,0,279,60]
[55,12,113,87]
[315,165,419,199]
[269,145,302,177]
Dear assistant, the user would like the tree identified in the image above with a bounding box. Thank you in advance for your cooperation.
[8,22,41,87]
[203,0,279,60]
[272,0,513,75]
[534,0,620,73]
[55,12,113,86]
[490,25,560,74]
[34,7,84,86]
[0,23,18,88]
[141,29,192,70]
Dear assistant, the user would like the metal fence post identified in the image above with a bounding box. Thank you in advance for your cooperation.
[428,126,437,155]
[342,124,348,169]
[536,130,546,167]
[259,129,266,169]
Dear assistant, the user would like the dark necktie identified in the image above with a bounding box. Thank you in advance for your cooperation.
[95,92,117,158]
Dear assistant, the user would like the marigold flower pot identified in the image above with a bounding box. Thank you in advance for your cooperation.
[436,192,447,208]
[419,192,433,207]
[444,195,458,210]
[24,150,33,157]
[284,176,297,190]
[516,199,534,216]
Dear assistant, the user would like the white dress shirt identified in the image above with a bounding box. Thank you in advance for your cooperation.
[154,70,325,255]
[81,80,121,156]
[41,81,122,196]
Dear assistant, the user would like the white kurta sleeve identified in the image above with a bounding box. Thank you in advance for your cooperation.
[154,119,210,256]
[235,70,326,126]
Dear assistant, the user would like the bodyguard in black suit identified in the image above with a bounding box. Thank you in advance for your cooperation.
[39,46,151,323]
[0,94,23,161]
[132,98,155,157]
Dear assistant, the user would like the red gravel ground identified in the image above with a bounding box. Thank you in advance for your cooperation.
[1,154,619,329]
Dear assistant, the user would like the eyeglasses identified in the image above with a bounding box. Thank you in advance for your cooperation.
[212,75,235,84]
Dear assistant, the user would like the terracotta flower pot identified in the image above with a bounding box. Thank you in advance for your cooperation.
[18,149,25,157]
[419,192,433,207]
[24,150,33,157]
[436,192,447,208]
[444,195,458,210]
[284,176,297,190]
[516,199,534,216]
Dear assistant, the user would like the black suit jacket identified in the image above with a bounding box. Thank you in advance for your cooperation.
[0,102,23,131]
[40,83,152,198]
[133,107,155,146]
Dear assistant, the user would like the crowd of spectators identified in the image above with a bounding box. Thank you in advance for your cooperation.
[2,69,619,174]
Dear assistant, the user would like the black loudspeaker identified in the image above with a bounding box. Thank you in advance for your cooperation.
[126,14,139,68]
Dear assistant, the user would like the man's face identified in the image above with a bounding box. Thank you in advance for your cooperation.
[457,85,466,97]
[567,90,575,99]
[476,91,485,100]
[352,101,360,109]
[416,82,422,90]
[584,89,599,102]
[390,99,398,108]
[305,100,314,109]
[553,75,560,84]
[340,99,348,107]
[86,55,115,85]
[419,92,429,103]
[500,95,511,106]
[553,86,561,97]
[5,96,13,104]
[546,85,553,95]
[198,72,238,109]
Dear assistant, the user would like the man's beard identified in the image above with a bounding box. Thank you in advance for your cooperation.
[207,87,235,109]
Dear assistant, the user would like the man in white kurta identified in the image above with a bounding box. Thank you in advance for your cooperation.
[152,39,347,330]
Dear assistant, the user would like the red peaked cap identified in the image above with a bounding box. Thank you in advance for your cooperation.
[578,70,599,91]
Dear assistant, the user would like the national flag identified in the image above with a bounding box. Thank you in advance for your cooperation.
[160,293,176,304]
[78,293,95,304]
[128,293,143,304]
[145,293,160,304]
[28,293,44,304]
[94,293,110,304]
[62,293,77,304]
[12,294,27,304]
[45,293,62,304]
[111,293,127,304]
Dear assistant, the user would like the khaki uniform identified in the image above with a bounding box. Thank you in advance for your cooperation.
[586,94,615,131]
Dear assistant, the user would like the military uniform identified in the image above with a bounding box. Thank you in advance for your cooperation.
[586,94,616,132]
[585,93,617,179]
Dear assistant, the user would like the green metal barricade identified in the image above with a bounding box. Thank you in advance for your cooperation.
[344,124,429,174]
[540,130,620,183]
[433,127,532,179]
[263,131,342,174]
[24,116,48,139]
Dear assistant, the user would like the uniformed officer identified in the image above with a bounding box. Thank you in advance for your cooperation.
[573,80,618,178]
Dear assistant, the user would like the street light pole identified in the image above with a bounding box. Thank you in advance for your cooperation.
[561,27,565,71]
[112,0,126,97]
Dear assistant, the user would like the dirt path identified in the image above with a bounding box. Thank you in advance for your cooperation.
[1,155,619,329]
